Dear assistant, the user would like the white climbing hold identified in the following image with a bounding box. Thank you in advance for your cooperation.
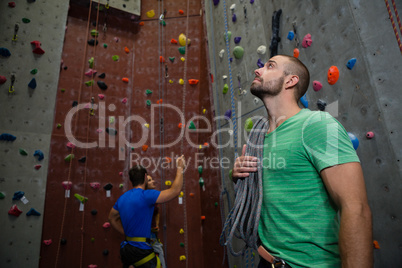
[228,130,233,135]
[222,75,228,80]
[219,49,225,58]
[257,45,267,55]
[230,4,236,10]
[254,97,259,104]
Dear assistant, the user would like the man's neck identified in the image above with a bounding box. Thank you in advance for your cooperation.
[263,97,301,134]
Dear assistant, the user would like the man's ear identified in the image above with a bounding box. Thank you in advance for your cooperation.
[285,75,299,89]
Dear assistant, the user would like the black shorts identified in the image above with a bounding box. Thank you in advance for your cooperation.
[120,243,157,268]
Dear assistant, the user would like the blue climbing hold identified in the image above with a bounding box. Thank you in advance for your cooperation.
[213,0,219,6]
[224,109,232,119]
[287,31,295,41]
[348,132,359,150]
[346,58,356,70]
[257,59,264,68]
[34,150,44,161]
[234,37,241,44]
[300,94,308,108]
[28,78,37,89]
[232,14,237,22]
[26,208,41,216]
[250,0,255,3]
[0,47,11,57]
[0,133,16,141]
[12,191,25,200]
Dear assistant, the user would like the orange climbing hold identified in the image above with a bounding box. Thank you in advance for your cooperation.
[189,193,195,197]
[139,22,145,26]
[160,56,165,63]
[156,99,163,104]
[142,145,149,152]
[293,48,300,58]
[171,39,178,44]
[179,10,184,15]
[165,157,172,163]
[327,66,340,85]
[178,123,185,128]
[124,47,130,53]
[201,216,206,220]
[122,77,129,83]
[188,79,199,85]
[373,240,380,249]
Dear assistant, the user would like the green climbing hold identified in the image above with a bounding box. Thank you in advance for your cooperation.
[112,55,119,61]
[178,47,186,55]
[223,84,229,94]
[188,121,196,129]
[169,57,175,63]
[30,68,38,74]
[223,31,232,42]
[74,193,88,203]
[180,242,185,247]
[214,202,218,207]
[160,20,166,26]
[64,154,75,162]
[198,165,203,175]
[119,184,123,188]
[229,169,233,178]
[146,100,151,106]
[19,149,28,156]
[61,88,65,92]
[22,18,31,23]
[0,192,5,199]
[85,80,94,86]
[91,237,95,242]
[57,124,62,128]
[145,89,152,95]
[233,46,244,59]
[90,29,99,37]
[245,118,253,132]
[103,43,108,48]
[199,177,204,187]
[88,57,94,68]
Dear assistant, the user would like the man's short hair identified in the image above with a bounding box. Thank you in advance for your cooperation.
[282,55,310,101]
[129,165,147,187]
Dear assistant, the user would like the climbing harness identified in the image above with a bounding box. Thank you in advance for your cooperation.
[134,252,161,268]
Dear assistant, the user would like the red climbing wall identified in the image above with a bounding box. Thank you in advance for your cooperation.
[39,1,227,268]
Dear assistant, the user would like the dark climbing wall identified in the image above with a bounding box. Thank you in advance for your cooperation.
[39,1,226,268]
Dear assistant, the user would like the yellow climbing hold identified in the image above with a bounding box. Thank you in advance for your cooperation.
[169,79,174,84]
[165,180,172,186]
[179,228,184,234]
[144,123,149,128]
[181,57,185,62]
[146,10,155,18]
[179,33,191,46]
[202,109,206,114]
[179,191,184,197]
[180,255,186,261]
[179,79,184,85]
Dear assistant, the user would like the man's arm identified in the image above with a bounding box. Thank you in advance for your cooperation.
[321,162,373,268]
[156,155,186,203]
[108,208,125,236]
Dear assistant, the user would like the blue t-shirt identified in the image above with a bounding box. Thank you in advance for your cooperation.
[113,188,160,249]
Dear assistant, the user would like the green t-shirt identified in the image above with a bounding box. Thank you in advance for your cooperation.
[258,109,360,268]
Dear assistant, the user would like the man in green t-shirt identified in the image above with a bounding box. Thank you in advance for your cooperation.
[232,55,372,268]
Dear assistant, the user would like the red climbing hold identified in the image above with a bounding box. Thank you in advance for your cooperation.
[122,77,129,83]
[34,164,42,170]
[0,75,6,84]
[8,2,16,8]
[8,204,22,216]
[171,39,178,44]
[142,145,149,152]
[327,66,339,85]
[139,22,145,26]
[30,41,45,55]
[119,172,123,176]
[156,99,163,104]
[188,79,199,85]
[178,123,185,128]
[124,47,130,53]
[43,239,52,246]
[373,240,380,249]
[62,181,72,190]
[293,48,300,58]
[160,56,165,63]
[179,10,184,15]
[201,216,206,220]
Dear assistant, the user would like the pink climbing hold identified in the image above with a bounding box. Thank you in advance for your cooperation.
[85,69,97,77]
[302,33,312,48]
[62,181,72,190]
[313,81,322,91]
[96,129,103,133]
[98,94,105,100]
[8,204,22,217]
[114,37,119,42]
[34,164,42,170]
[366,131,375,139]
[30,40,45,55]
[0,75,7,84]
[103,222,111,229]
[122,98,127,104]
[66,142,76,149]
[119,171,123,176]
[88,265,98,268]
[43,239,52,246]
[90,182,100,189]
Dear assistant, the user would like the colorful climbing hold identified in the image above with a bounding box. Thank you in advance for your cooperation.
[104,183,113,191]
[313,81,323,91]
[165,181,172,186]
[213,0,219,6]
[300,94,308,108]
[348,132,359,150]
[90,182,100,189]
[180,256,186,261]
[171,39,178,44]
[201,215,206,220]
[8,204,22,217]
[90,29,99,37]
[64,154,74,162]
[181,57,185,62]
[13,191,24,200]
[188,79,199,85]
[119,184,124,189]
[97,81,108,90]
[302,33,312,48]
[188,121,196,129]
[88,57,94,68]
[180,242,185,247]
[179,10,184,15]
[373,240,380,249]
[146,100,151,106]
[179,33,190,46]
[124,47,130,53]
[146,10,155,18]
[287,31,295,41]
[257,45,266,55]
[43,239,52,246]
[234,37,241,44]
[34,164,42,170]
[178,47,186,55]
[85,69,97,77]
[198,165,203,175]
[74,193,88,203]
[0,75,6,84]
[179,79,184,85]
[85,80,94,86]
[103,43,108,48]
[257,59,264,68]
[19,148,28,156]
[98,94,105,100]
[0,192,5,199]
[31,40,45,54]
[156,99,163,104]
[0,47,11,57]
[224,109,232,119]
[223,84,229,94]
[122,98,127,104]
[34,150,44,161]
[122,77,129,83]
[0,133,16,141]
[293,48,300,58]
[169,57,175,63]
[232,13,237,22]
[327,66,340,85]
[26,208,41,216]
[30,68,38,74]
[179,228,184,234]
[233,46,244,59]
[106,128,117,135]
[223,31,232,42]
[317,99,326,111]
[244,118,253,132]
[8,2,16,8]
[366,131,375,139]
[112,55,119,61]
[346,58,357,70]
[57,123,62,128]
[142,145,149,152]
[160,56,165,63]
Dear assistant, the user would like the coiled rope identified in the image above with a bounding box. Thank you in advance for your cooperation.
[219,117,269,256]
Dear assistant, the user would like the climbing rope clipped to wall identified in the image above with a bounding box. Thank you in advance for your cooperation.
[220,118,269,256]
[384,0,402,54]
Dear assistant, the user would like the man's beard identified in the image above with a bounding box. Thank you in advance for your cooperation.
[250,76,284,99]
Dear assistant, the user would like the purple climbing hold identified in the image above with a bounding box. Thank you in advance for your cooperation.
[26,208,41,216]
[234,37,241,44]
[257,59,264,68]
[232,14,237,22]
[213,0,219,6]
[250,0,255,3]
[224,109,232,120]
[0,47,11,57]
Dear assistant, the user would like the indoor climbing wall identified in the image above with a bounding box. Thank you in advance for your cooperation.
[205,0,402,267]
[37,0,225,268]
[0,1,70,267]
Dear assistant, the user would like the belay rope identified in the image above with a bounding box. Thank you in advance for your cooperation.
[219,117,269,256]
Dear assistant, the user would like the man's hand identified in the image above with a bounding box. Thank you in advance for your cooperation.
[232,145,258,181]
[176,155,186,171]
